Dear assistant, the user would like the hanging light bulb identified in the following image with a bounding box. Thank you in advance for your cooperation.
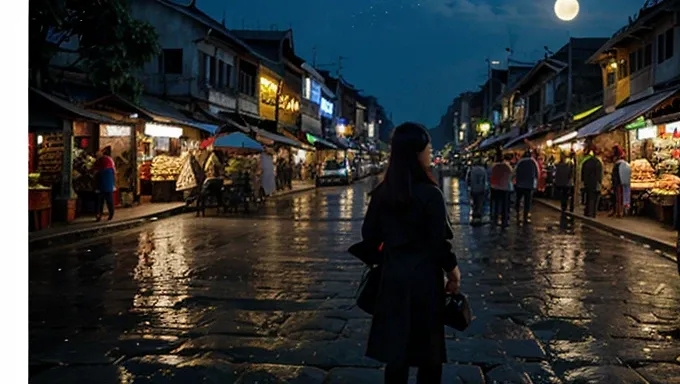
[554,0,579,21]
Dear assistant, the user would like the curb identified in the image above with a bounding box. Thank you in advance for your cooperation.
[29,205,190,250]
[271,185,317,199]
[535,199,677,262]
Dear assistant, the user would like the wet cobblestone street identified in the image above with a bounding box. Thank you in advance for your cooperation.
[29,177,680,383]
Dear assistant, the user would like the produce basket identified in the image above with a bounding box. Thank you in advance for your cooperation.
[649,193,677,207]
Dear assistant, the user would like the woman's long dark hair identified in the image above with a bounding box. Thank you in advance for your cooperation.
[374,122,437,208]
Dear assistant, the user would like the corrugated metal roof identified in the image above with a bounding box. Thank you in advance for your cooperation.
[30,88,120,124]
[577,89,678,138]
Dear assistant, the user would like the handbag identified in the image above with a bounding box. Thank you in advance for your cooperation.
[443,293,472,331]
[356,263,382,315]
[349,241,384,315]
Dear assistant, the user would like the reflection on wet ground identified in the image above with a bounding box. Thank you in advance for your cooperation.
[30,176,680,383]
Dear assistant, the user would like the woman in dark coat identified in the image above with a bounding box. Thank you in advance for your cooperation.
[361,122,461,384]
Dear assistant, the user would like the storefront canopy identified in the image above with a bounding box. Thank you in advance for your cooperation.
[137,95,219,134]
[503,129,549,150]
[479,128,519,150]
[214,132,263,152]
[30,88,119,124]
[577,89,679,138]
[305,133,338,149]
[252,128,305,148]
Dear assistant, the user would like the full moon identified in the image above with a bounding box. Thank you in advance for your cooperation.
[554,0,580,21]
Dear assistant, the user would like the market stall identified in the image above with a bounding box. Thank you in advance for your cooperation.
[137,123,203,202]
[626,121,680,224]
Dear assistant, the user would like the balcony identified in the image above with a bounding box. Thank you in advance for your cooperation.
[200,83,237,112]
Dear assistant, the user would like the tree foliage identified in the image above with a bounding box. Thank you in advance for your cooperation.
[29,0,160,99]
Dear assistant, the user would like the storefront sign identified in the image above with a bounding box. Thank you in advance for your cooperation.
[320,98,334,118]
[637,126,657,140]
[368,122,375,138]
[665,120,680,132]
[625,116,651,130]
[101,125,132,137]
[144,123,183,138]
[303,78,322,105]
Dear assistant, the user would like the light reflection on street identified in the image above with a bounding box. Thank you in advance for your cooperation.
[131,222,192,334]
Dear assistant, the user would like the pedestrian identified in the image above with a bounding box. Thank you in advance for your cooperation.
[94,146,116,221]
[514,150,539,224]
[611,145,631,218]
[361,122,460,384]
[554,152,574,214]
[490,153,514,228]
[581,148,603,218]
[466,159,488,225]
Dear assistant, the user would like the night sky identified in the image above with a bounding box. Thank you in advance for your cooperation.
[197,0,644,127]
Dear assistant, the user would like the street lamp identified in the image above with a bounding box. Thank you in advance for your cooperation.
[554,0,579,21]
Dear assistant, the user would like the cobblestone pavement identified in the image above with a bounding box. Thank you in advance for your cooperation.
[30,177,680,383]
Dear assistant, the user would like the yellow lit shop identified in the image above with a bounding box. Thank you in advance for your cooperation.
[137,122,204,202]
[259,71,279,121]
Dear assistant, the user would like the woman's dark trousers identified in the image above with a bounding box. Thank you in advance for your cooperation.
[385,363,442,384]
[98,192,114,219]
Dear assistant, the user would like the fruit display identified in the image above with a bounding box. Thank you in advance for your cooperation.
[204,152,224,179]
[653,174,680,194]
[37,134,64,184]
[151,154,183,181]
[631,159,656,183]
[176,154,204,191]
[71,149,97,192]
[657,158,679,175]
[139,161,151,181]
[29,173,50,190]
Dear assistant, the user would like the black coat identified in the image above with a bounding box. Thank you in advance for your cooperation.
[581,156,603,191]
[361,183,457,365]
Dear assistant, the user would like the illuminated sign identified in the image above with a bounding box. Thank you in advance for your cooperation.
[625,116,648,130]
[144,123,183,138]
[303,77,322,105]
[101,125,131,137]
[637,126,657,140]
[368,122,375,138]
[310,81,321,104]
[320,98,334,118]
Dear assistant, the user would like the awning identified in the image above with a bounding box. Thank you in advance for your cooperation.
[214,132,263,152]
[305,133,338,149]
[503,129,549,150]
[30,88,119,124]
[577,88,679,138]
[464,137,483,152]
[280,129,315,150]
[479,128,519,150]
[137,95,219,134]
[252,128,305,148]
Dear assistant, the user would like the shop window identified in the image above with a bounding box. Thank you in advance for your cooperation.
[238,60,257,97]
[644,44,652,67]
[617,59,628,79]
[209,56,217,87]
[658,33,665,63]
[159,49,183,75]
[665,28,674,61]
[606,71,616,87]
[226,64,233,88]
[637,47,644,70]
[217,61,225,89]
[629,51,637,74]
